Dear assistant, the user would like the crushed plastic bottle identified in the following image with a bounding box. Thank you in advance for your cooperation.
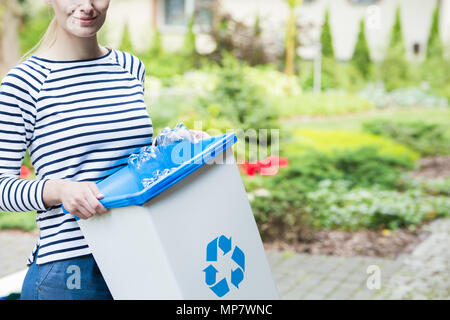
[141,168,174,188]
[127,123,197,189]
[154,123,197,147]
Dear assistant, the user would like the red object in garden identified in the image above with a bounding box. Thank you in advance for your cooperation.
[240,155,289,177]
[19,165,32,179]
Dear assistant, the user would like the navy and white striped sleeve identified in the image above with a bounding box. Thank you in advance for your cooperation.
[134,56,146,93]
[0,73,49,212]
[140,61,146,91]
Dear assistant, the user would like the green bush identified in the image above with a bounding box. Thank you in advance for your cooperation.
[416,177,450,197]
[362,120,450,156]
[248,173,450,240]
[248,185,311,242]
[276,147,415,191]
[140,52,195,84]
[285,128,419,164]
[0,211,36,231]
[422,58,450,101]
[299,59,366,93]
[304,180,450,231]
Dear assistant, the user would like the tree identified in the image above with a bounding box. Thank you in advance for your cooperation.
[285,0,302,77]
[182,14,196,57]
[389,7,405,55]
[320,9,334,58]
[351,19,371,79]
[181,13,202,68]
[426,4,443,60]
[119,22,134,53]
[380,7,410,91]
[149,28,163,57]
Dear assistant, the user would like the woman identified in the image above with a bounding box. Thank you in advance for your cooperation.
[0,0,208,300]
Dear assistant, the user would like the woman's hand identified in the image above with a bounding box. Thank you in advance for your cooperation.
[189,129,211,143]
[43,180,108,220]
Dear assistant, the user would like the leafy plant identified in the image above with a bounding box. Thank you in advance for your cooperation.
[358,83,448,108]
[304,180,450,231]
[277,147,415,191]
[248,172,450,240]
[362,120,450,156]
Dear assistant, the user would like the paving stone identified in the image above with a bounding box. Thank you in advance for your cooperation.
[345,271,369,285]
[0,231,37,278]
[273,253,310,273]
[350,288,376,300]
[310,280,341,296]
[276,275,301,294]
[301,292,328,300]
[282,284,311,300]
[312,258,344,274]
[332,282,360,295]
[266,250,287,268]
[326,290,354,300]
[282,289,305,300]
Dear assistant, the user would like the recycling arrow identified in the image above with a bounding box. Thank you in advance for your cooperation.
[203,235,246,298]
[203,265,218,286]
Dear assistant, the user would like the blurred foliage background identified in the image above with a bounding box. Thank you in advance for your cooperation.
[0,0,449,247]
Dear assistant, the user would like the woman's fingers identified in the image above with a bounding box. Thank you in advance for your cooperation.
[85,183,107,214]
[71,206,92,220]
[77,196,96,217]
[87,182,104,199]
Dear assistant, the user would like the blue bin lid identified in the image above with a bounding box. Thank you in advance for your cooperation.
[62,132,237,217]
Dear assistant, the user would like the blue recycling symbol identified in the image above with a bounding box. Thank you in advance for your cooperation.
[203,235,245,297]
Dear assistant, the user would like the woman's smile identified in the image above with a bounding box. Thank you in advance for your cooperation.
[75,16,97,26]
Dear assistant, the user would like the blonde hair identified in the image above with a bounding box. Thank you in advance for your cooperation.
[18,11,58,64]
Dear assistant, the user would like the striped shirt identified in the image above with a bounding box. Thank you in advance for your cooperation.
[0,47,153,265]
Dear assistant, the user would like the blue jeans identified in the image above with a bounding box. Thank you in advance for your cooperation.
[20,246,113,300]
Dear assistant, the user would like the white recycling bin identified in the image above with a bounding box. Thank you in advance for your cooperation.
[63,132,279,299]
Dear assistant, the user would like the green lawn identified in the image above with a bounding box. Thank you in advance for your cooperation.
[282,107,450,137]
